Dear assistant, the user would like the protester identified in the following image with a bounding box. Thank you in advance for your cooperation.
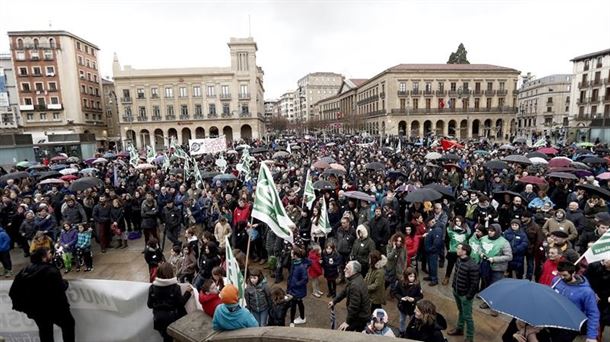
[443,216,469,285]
[503,219,529,279]
[198,279,222,317]
[147,263,193,342]
[307,243,324,297]
[0,225,13,277]
[390,267,423,337]
[330,260,371,332]
[244,268,272,327]
[321,240,342,298]
[385,232,407,287]
[538,246,562,286]
[448,243,479,342]
[9,247,75,342]
[212,283,258,331]
[363,308,395,337]
[350,224,376,277]
[404,299,447,342]
[287,246,309,325]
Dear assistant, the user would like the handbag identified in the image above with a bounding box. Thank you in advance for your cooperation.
[111,223,122,236]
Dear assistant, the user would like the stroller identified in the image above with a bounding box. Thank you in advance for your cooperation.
[53,244,65,269]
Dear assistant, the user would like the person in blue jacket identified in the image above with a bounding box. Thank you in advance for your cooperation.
[0,226,12,277]
[423,217,444,286]
[502,219,529,279]
[551,261,600,342]
[287,246,310,325]
[212,283,258,331]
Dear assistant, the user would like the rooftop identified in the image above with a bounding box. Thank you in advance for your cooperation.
[571,48,610,62]
[387,63,520,73]
[7,30,99,49]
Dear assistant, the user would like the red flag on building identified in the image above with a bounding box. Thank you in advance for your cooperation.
[439,99,445,109]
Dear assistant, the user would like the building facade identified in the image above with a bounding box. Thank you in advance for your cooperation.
[278,91,296,122]
[296,72,343,122]
[316,64,520,140]
[102,78,121,150]
[7,31,108,143]
[517,74,572,141]
[568,48,610,142]
[112,38,265,149]
[0,53,20,131]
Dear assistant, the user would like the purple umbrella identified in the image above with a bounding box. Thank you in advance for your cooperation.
[84,157,97,165]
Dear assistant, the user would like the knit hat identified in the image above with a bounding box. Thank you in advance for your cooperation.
[219,284,239,305]
[550,230,569,238]
[510,219,521,226]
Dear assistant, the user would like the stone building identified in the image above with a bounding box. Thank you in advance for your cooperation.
[112,37,265,149]
[517,74,572,141]
[0,53,20,131]
[568,48,610,142]
[316,64,520,140]
[296,72,343,122]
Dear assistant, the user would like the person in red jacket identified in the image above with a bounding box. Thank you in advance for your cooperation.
[308,244,324,297]
[199,279,222,317]
[232,198,252,227]
[538,246,563,286]
[405,225,420,268]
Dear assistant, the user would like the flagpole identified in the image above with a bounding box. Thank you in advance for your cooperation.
[573,253,585,266]
[243,217,254,288]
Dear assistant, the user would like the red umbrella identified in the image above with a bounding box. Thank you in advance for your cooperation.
[518,176,547,185]
[537,147,559,155]
[60,175,78,181]
[548,157,572,168]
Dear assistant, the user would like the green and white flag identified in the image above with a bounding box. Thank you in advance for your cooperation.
[286,142,292,154]
[162,153,171,172]
[580,230,610,264]
[128,144,139,167]
[303,170,315,210]
[396,139,401,154]
[252,163,294,243]
[146,145,156,163]
[533,138,546,148]
[319,197,332,235]
[192,158,203,188]
[236,149,254,182]
[225,236,245,307]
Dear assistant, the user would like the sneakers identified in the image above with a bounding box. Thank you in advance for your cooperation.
[423,276,432,281]
[428,281,438,287]
[447,328,464,336]
[293,317,306,324]
[313,290,323,298]
[4,270,13,278]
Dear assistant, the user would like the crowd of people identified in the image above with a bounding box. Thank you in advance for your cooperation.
[2,134,610,342]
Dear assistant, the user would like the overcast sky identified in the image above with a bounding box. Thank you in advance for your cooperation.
[1,0,609,99]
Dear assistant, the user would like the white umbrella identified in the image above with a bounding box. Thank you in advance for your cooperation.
[135,163,155,170]
[59,168,79,175]
[93,158,108,164]
[425,152,442,160]
[529,157,549,165]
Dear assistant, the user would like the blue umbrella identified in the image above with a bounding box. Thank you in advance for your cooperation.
[478,278,586,331]
[49,164,68,171]
[103,152,116,159]
[79,168,97,174]
[212,174,237,182]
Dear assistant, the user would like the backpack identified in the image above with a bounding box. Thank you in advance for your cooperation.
[8,268,36,316]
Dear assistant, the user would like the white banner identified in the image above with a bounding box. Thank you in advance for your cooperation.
[0,279,201,342]
[189,136,227,155]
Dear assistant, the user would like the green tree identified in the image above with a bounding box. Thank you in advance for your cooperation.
[447,43,470,64]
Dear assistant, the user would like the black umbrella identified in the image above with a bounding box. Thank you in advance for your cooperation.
[484,160,508,170]
[251,147,268,154]
[0,171,30,183]
[343,191,376,202]
[441,153,460,161]
[423,183,455,199]
[69,177,103,192]
[582,157,607,164]
[405,188,442,203]
[313,180,335,191]
[576,184,610,201]
[170,168,185,175]
[321,169,344,177]
[201,171,220,179]
[513,137,527,144]
[381,147,395,153]
[320,156,337,164]
[502,155,532,165]
[492,190,526,203]
[526,152,548,160]
[365,162,385,171]
[36,171,62,181]
[387,170,409,179]
[546,172,578,180]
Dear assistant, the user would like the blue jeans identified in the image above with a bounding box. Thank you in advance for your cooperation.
[427,253,439,282]
[252,309,268,327]
[490,270,504,285]
[399,312,409,334]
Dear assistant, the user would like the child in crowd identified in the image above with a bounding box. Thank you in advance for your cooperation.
[307,244,324,298]
[58,223,78,273]
[267,286,293,327]
[391,267,423,336]
[363,308,395,337]
[245,268,272,327]
[144,237,164,282]
[185,227,199,259]
[287,247,309,325]
[321,241,342,298]
[211,266,226,291]
[75,224,93,272]
[199,279,222,317]
[177,245,197,283]
[29,230,53,254]
[168,245,184,275]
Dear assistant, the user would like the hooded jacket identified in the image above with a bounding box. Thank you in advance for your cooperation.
[480,224,513,272]
[365,255,387,305]
[212,303,259,331]
[502,227,529,268]
[552,275,600,339]
[287,257,310,299]
[336,226,356,255]
[333,273,371,325]
[59,227,78,253]
[542,209,577,241]
[147,277,191,332]
[350,225,376,267]
[0,227,11,252]
[199,291,221,317]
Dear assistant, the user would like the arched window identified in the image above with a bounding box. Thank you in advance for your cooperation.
[33,38,39,49]
[49,38,55,48]
[16,38,23,49]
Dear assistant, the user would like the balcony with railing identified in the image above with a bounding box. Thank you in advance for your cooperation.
[151,94,160,100]
[389,106,519,115]
[604,96,610,103]
[121,97,132,103]
[473,89,483,96]
[461,89,471,96]
[137,95,146,100]
[166,115,176,120]
[496,89,508,96]
[397,90,408,97]
[238,93,251,100]
[137,116,148,122]
[436,90,446,97]
[411,90,421,96]
[180,114,190,120]
[447,90,458,96]
[512,90,519,96]
[151,115,162,121]
[592,79,602,86]
[193,114,204,119]
[578,81,589,88]
[220,93,231,100]
[423,90,434,97]
[221,112,232,118]
[208,112,218,118]
[239,111,251,118]
[122,115,134,122]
